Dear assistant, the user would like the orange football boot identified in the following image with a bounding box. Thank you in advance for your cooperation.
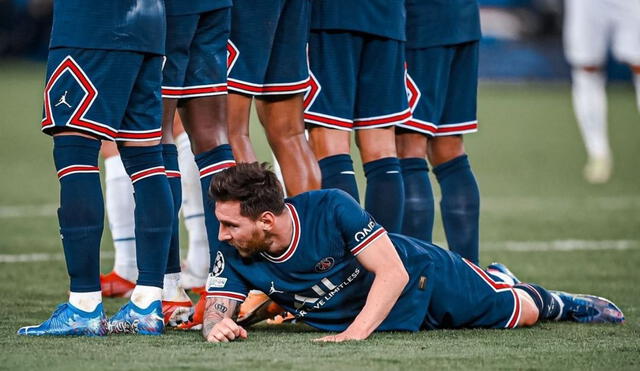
[100,271,135,298]
[237,292,286,327]
[176,291,206,331]
[162,300,193,326]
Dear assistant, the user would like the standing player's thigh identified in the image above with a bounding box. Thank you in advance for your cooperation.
[227,0,284,94]
[304,31,362,131]
[42,48,143,141]
[262,0,311,95]
[427,257,521,329]
[119,54,163,143]
[181,8,231,98]
[563,0,609,66]
[611,0,640,65]
[438,41,479,136]
[162,14,201,98]
[353,37,410,130]
[399,46,452,136]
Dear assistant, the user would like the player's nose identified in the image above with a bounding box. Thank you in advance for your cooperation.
[218,225,232,242]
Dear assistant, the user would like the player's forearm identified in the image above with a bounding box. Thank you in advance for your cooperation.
[346,268,409,339]
[201,297,240,339]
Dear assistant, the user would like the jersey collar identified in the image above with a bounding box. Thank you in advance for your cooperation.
[260,203,300,263]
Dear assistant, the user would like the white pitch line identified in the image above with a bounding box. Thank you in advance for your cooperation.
[0,240,637,263]
[0,251,114,263]
[0,204,57,218]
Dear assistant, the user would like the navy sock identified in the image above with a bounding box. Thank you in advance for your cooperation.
[119,145,173,288]
[53,136,103,293]
[400,158,434,242]
[194,144,235,272]
[363,157,405,233]
[318,154,360,201]
[163,144,181,275]
[433,154,480,264]
[514,283,562,320]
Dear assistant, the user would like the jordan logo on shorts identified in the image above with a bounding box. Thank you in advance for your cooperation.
[55,91,72,108]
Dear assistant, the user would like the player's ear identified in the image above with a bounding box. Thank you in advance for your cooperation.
[257,211,275,231]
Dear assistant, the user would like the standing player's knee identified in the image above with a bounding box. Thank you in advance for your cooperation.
[515,288,540,327]
[427,136,465,166]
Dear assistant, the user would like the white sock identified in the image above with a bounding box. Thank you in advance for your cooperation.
[571,69,611,159]
[176,132,209,279]
[271,151,287,196]
[69,291,102,312]
[131,285,162,309]
[162,273,191,302]
[104,155,138,282]
[633,72,640,113]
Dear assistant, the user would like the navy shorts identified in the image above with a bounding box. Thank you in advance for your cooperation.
[304,31,411,131]
[162,8,230,99]
[423,252,521,330]
[227,0,311,96]
[41,48,163,142]
[401,41,479,136]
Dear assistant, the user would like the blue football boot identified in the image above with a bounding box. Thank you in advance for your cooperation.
[17,302,108,336]
[551,291,625,324]
[486,262,521,285]
[108,300,164,335]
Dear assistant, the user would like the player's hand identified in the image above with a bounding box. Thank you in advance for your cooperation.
[205,318,248,343]
[312,330,368,342]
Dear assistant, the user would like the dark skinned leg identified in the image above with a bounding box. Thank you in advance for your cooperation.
[255,93,321,196]
[228,92,258,162]
[177,95,229,155]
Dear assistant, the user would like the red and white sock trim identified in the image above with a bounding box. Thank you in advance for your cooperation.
[353,108,412,129]
[57,165,100,180]
[199,160,236,179]
[130,166,166,184]
[161,84,227,99]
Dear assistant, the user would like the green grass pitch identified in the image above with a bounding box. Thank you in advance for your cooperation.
[0,60,639,370]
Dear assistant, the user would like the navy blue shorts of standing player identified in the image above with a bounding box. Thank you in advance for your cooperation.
[400,41,479,136]
[227,0,311,96]
[422,248,521,330]
[304,31,411,131]
[41,48,163,142]
[162,8,230,99]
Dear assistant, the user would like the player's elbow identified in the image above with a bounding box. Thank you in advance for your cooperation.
[394,265,410,291]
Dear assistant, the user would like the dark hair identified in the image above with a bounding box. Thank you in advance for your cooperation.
[209,162,286,219]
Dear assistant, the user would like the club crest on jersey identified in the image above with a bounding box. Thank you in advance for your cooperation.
[354,219,377,242]
[314,257,335,272]
[212,251,225,277]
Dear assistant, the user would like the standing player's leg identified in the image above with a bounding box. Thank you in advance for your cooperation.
[100,141,137,297]
[395,130,434,242]
[353,36,411,233]
[305,31,361,201]
[564,0,612,183]
[255,94,321,196]
[227,92,257,162]
[174,117,209,291]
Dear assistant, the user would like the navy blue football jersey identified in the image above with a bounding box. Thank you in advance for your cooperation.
[165,0,232,16]
[406,0,481,48]
[50,0,166,55]
[311,0,406,42]
[208,190,435,332]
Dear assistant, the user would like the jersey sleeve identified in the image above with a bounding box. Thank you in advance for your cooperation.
[205,248,250,302]
[331,190,387,256]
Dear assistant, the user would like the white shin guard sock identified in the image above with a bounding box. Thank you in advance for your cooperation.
[69,291,102,312]
[104,155,138,282]
[571,69,611,159]
[131,285,162,309]
[162,273,191,302]
[176,133,209,282]
[633,72,640,113]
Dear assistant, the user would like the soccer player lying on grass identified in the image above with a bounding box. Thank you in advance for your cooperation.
[200,163,624,343]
